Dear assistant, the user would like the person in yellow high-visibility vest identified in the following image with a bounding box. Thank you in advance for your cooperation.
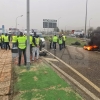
[49,36,52,49]
[11,33,17,48]
[58,35,63,50]
[0,34,2,49]
[52,34,58,50]
[4,33,10,50]
[62,34,66,48]
[35,35,40,60]
[17,32,27,66]
[31,35,37,61]
[30,35,33,55]
[1,33,5,49]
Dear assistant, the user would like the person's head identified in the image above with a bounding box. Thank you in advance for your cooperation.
[34,32,36,36]
[5,33,7,36]
[36,35,39,38]
[20,32,23,36]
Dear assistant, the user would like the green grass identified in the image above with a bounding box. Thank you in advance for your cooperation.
[14,62,83,100]
[66,37,86,47]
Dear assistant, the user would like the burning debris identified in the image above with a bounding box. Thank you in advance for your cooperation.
[84,27,100,51]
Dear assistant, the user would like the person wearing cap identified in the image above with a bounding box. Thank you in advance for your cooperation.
[17,32,27,66]
[52,34,58,50]
[3,33,10,50]
[62,34,66,48]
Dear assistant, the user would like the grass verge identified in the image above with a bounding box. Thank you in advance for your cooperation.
[13,62,83,100]
[66,37,86,47]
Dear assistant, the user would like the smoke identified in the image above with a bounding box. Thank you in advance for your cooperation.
[88,27,100,47]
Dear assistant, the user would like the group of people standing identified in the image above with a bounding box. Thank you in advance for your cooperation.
[0,33,10,50]
[49,34,66,50]
[0,32,41,66]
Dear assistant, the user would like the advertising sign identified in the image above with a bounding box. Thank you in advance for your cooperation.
[43,19,57,28]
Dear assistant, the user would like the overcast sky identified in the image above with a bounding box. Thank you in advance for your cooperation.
[0,0,100,31]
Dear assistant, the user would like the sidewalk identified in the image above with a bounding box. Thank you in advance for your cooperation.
[0,50,12,100]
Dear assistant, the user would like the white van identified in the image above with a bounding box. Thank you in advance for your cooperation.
[74,30,84,36]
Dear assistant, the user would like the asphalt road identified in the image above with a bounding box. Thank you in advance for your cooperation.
[44,42,100,99]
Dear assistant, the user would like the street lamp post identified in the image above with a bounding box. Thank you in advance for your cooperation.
[58,17,61,32]
[85,0,88,38]
[16,15,23,34]
[26,0,30,69]
[89,18,92,28]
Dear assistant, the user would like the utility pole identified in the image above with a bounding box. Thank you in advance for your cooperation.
[26,0,30,69]
[85,0,88,38]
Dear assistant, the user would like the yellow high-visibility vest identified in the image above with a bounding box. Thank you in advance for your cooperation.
[53,36,58,42]
[12,36,17,43]
[0,36,1,43]
[35,37,40,45]
[17,36,27,49]
[63,36,66,41]
[4,36,9,42]
[30,36,32,44]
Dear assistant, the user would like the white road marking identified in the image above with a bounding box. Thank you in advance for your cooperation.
[43,48,100,93]
[44,58,100,100]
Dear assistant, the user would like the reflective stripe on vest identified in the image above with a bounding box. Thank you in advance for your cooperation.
[58,38,63,44]
[53,36,58,42]
[35,37,40,45]
[17,36,26,49]
[30,36,32,44]
[4,36,9,42]
[12,36,17,43]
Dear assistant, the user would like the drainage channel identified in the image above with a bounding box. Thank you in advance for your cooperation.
[43,48,100,100]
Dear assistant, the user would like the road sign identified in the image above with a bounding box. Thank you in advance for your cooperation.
[43,19,57,28]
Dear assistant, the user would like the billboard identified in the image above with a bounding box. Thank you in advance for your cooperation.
[43,19,57,28]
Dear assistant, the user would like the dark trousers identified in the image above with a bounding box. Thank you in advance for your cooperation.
[59,44,62,50]
[53,42,56,49]
[0,43,2,49]
[18,48,26,65]
[5,42,10,50]
[63,41,66,48]
[50,42,52,49]
[1,42,5,49]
